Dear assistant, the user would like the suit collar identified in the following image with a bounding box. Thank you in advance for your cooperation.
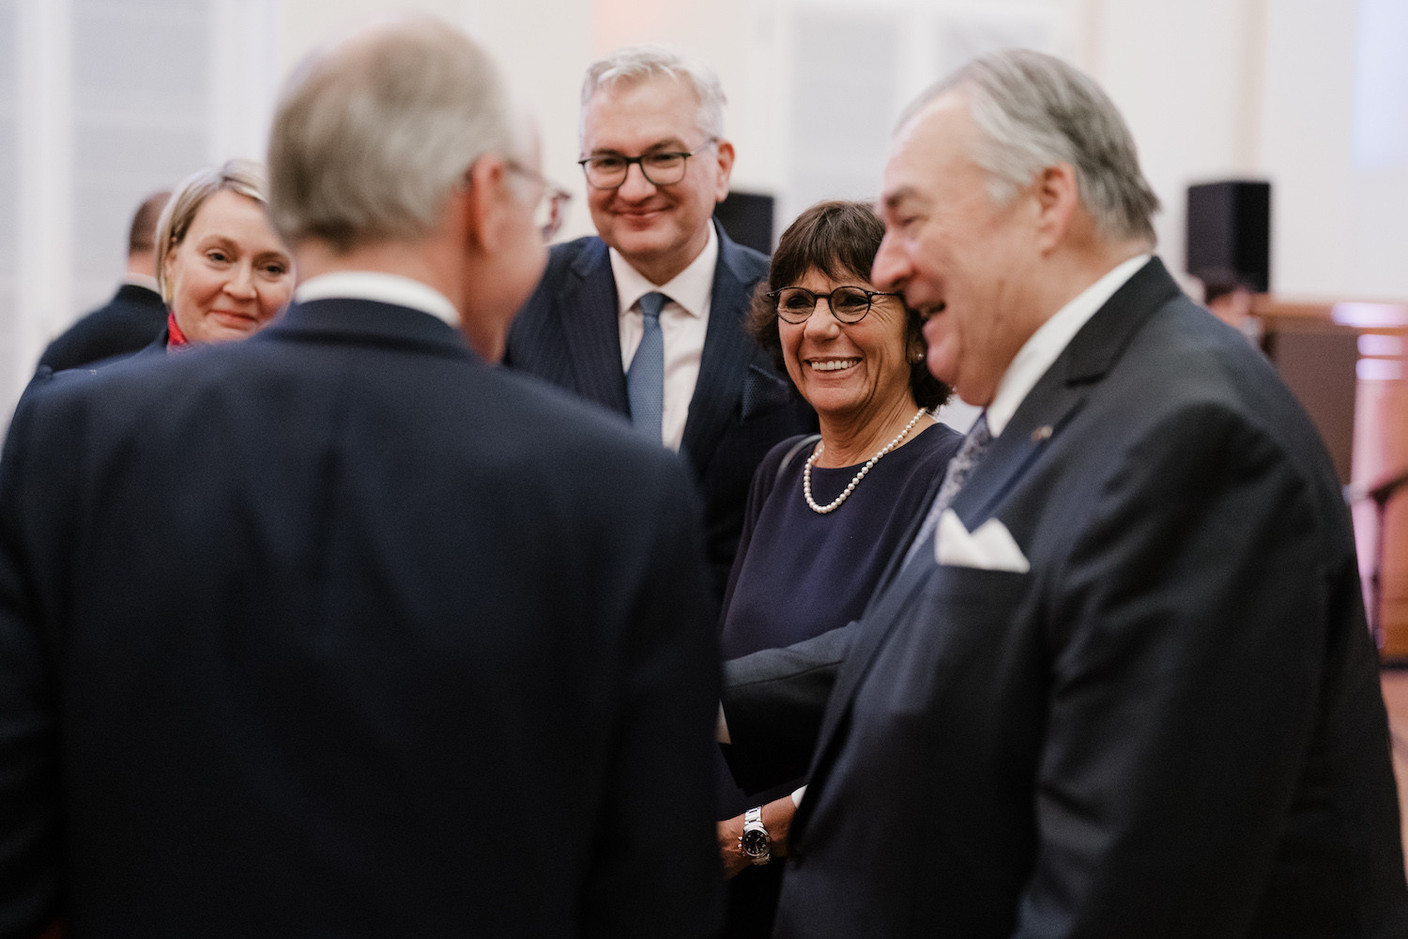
[294,271,460,328]
[986,253,1151,436]
[261,298,477,362]
[864,258,1178,597]
[569,218,749,288]
[114,281,164,305]
[555,222,768,450]
[1054,256,1181,385]
[952,258,1178,523]
[681,222,761,459]
[560,239,630,410]
[607,221,718,319]
[795,257,1185,843]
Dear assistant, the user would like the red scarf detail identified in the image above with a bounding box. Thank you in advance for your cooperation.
[166,311,191,351]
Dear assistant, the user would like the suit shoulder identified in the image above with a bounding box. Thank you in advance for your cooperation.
[490,364,649,447]
[1099,304,1345,514]
[541,235,606,284]
[38,298,165,371]
[718,231,770,286]
[487,366,698,504]
[509,236,606,336]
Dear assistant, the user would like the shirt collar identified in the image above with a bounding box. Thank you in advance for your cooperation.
[985,253,1151,437]
[609,221,718,318]
[294,271,461,328]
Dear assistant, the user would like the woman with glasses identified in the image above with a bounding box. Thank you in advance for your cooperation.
[715,200,963,936]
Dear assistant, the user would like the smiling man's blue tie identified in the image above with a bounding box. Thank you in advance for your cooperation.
[627,291,668,441]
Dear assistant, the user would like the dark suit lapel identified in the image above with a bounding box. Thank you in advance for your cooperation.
[680,226,757,461]
[794,257,1183,841]
[558,240,629,413]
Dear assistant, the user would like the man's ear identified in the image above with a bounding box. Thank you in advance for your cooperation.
[460,156,508,252]
[1034,162,1078,253]
[713,139,736,203]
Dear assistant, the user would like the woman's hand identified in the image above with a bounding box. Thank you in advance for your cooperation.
[717,796,796,879]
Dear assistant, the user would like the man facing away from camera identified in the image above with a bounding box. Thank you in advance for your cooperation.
[0,17,723,938]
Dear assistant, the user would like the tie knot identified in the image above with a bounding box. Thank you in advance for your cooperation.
[638,292,669,321]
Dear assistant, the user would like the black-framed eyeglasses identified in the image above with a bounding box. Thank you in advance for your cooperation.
[768,286,901,324]
[506,160,573,241]
[577,137,719,190]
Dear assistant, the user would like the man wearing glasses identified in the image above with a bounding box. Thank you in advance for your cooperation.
[505,45,815,598]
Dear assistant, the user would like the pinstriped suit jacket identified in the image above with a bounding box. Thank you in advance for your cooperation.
[504,222,816,595]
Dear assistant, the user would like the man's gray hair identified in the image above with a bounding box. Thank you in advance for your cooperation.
[906,48,1159,246]
[267,17,523,250]
[580,44,726,145]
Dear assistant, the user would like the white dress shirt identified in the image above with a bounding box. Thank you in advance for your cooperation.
[609,225,718,452]
[984,254,1151,437]
[295,271,461,328]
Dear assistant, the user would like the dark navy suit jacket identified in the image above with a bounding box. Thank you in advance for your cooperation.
[37,283,166,372]
[727,259,1408,938]
[0,298,724,937]
[504,223,816,595]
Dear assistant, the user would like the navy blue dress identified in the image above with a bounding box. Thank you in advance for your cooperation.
[715,420,962,937]
[720,421,964,663]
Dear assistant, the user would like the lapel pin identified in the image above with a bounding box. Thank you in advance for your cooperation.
[1031,425,1053,442]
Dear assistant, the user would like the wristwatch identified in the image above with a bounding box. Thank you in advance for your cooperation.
[739,806,771,865]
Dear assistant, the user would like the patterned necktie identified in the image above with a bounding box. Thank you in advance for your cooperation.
[627,291,668,440]
[903,412,993,567]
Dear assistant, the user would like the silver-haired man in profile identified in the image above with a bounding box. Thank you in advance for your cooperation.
[722,49,1408,937]
[0,18,722,937]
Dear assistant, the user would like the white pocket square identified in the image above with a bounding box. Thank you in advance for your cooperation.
[934,510,1030,572]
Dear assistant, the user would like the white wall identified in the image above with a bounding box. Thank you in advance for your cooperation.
[1085,0,1252,284]
[1261,0,1408,300]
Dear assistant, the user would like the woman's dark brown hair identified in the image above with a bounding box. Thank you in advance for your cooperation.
[745,199,950,410]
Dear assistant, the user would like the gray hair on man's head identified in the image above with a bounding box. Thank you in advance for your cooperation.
[579,44,726,145]
[154,159,270,304]
[904,48,1160,246]
[267,16,524,251]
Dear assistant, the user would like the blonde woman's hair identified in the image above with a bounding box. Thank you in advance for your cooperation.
[153,158,270,304]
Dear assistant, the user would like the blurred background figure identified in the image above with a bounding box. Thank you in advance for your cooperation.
[152,159,293,351]
[1202,276,1262,346]
[714,200,961,937]
[36,190,171,371]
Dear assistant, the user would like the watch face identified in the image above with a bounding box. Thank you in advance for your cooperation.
[741,828,769,857]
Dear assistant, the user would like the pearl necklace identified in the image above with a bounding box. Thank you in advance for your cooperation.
[803,408,928,515]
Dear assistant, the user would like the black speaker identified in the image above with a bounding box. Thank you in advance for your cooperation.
[1185,180,1271,293]
[713,191,774,255]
